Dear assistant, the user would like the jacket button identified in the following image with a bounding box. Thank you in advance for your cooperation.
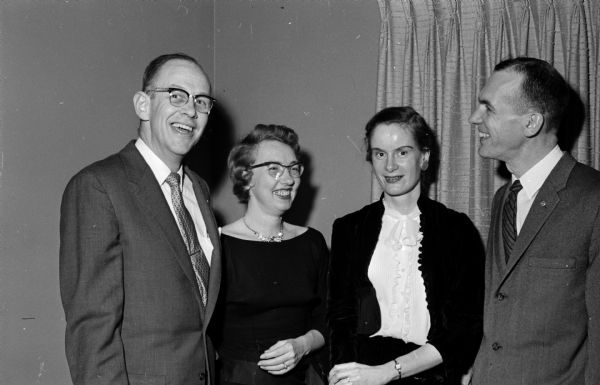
[492,342,502,351]
[199,372,206,382]
[497,292,506,301]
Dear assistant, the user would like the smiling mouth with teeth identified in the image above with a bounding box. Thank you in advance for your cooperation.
[384,176,403,183]
[274,190,291,198]
[172,123,194,133]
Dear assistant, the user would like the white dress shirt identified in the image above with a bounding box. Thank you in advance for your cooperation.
[514,145,564,234]
[135,138,213,263]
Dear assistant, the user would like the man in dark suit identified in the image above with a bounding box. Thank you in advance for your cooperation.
[60,53,221,385]
[469,57,600,385]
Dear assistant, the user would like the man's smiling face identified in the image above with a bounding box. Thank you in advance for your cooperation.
[141,59,211,169]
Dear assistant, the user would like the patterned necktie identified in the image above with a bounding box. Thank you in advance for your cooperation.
[165,172,210,306]
[502,180,523,263]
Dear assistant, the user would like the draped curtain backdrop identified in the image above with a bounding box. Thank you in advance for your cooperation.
[375,0,600,236]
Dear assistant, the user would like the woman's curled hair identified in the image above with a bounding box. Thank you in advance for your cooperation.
[228,124,301,203]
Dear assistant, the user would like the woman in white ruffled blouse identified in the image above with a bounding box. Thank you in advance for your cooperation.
[328,107,485,385]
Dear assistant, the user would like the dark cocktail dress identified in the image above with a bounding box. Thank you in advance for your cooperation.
[214,228,328,385]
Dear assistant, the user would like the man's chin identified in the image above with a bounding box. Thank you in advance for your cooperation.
[478,146,494,159]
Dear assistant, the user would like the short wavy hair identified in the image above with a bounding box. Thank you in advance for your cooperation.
[228,124,301,203]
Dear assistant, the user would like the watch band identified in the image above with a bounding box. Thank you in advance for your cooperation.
[393,358,402,379]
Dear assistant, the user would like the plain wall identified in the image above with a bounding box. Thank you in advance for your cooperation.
[0,1,214,384]
[0,1,379,384]
[211,0,379,237]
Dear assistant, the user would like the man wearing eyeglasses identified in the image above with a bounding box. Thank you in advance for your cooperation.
[60,53,221,385]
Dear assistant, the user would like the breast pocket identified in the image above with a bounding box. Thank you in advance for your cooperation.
[129,374,165,385]
[524,256,581,319]
[527,257,576,269]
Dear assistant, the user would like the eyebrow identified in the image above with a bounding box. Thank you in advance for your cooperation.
[168,85,211,97]
[478,97,494,110]
[371,145,414,152]
[255,161,301,166]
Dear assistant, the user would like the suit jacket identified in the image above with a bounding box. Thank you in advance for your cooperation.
[60,141,222,385]
[472,154,600,385]
[328,196,485,381]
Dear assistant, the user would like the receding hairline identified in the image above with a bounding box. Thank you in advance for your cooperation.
[144,57,210,91]
[486,69,531,114]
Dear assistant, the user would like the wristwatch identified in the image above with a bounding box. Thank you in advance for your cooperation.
[393,358,403,379]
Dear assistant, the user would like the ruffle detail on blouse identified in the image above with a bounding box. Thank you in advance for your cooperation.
[381,201,425,341]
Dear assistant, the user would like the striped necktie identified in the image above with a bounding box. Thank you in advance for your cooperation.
[502,180,523,263]
[165,172,210,306]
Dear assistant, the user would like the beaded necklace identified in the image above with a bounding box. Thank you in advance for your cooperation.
[242,217,284,242]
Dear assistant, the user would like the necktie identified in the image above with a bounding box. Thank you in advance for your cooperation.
[165,172,210,306]
[502,180,523,263]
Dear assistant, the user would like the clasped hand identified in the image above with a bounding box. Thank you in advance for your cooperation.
[328,362,392,385]
[257,337,308,375]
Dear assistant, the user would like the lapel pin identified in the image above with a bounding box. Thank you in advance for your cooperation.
[540,201,547,207]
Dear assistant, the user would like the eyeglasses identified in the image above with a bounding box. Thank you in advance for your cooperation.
[146,87,216,114]
[248,161,304,180]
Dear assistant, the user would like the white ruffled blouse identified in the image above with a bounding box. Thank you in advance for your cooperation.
[367,200,430,345]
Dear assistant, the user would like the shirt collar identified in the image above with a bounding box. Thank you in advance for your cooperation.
[515,145,563,199]
[135,138,184,187]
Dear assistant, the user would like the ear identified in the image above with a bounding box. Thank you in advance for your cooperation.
[523,112,544,138]
[242,170,255,191]
[421,150,431,171]
[133,91,150,121]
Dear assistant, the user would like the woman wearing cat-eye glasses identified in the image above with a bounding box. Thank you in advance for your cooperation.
[212,124,328,385]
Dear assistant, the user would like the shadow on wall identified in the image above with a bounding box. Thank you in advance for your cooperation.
[558,85,585,154]
[285,149,319,227]
[496,83,585,180]
[186,106,320,228]
[186,102,235,226]
[422,126,440,199]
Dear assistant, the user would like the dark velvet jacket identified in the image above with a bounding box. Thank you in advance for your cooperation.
[328,196,484,379]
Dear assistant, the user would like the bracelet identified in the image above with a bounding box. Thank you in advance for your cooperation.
[393,358,403,379]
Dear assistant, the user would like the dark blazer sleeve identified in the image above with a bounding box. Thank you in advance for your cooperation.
[425,210,485,374]
[59,169,128,385]
[305,229,331,382]
[328,216,359,365]
[309,229,330,339]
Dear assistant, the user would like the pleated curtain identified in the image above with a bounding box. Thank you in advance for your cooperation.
[375,0,600,237]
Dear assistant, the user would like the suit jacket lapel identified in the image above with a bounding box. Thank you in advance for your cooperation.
[500,154,576,285]
[359,200,384,279]
[120,142,203,307]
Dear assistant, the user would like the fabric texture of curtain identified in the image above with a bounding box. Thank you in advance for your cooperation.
[375,0,600,237]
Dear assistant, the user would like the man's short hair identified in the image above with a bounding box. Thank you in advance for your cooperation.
[142,53,203,91]
[494,57,570,131]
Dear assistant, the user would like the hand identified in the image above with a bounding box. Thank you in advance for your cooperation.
[257,337,309,375]
[328,362,395,385]
[461,367,473,385]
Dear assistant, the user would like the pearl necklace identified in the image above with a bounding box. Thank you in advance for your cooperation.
[242,217,284,242]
